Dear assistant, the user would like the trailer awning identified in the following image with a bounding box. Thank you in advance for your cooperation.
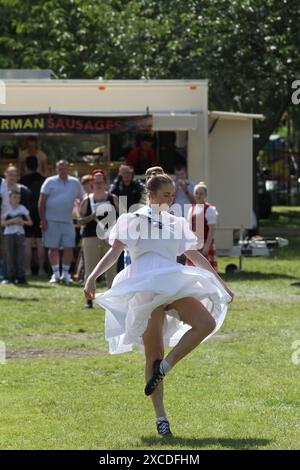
[209,111,264,121]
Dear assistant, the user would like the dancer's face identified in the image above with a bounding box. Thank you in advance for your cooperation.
[149,183,175,208]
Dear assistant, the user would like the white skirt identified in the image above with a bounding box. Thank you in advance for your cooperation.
[95,253,231,354]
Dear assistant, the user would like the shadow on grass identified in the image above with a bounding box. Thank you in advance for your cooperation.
[26,283,81,289]
[11,283,53,289]
[261,210,300,228]
[55,283,84,289]
[0,294,40,301]
[140,436,271,449]
[223,271,298,282]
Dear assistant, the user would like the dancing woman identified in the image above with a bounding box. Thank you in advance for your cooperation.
[84,169,233,437]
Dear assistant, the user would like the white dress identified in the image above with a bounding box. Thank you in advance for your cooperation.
[95,206,232,354]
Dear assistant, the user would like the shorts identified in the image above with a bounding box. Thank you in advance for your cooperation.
[43,221,75,249]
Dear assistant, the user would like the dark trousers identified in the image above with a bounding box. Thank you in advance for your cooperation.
[0,228,7,278]
[4,233,26,280]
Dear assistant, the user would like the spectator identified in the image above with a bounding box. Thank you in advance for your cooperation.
[79,169,118,308]
[81,174,94,196]
[110,165,145,212]
[3,165,32,282]
[110,164,145,272]
[1,189,33,284]
[0,176,9,281]
[159,132,187,174]
[38,160,84,284]
[186,182,218,270]
[20,156,46,276]
[0,176,9,216]
[5,165,32,209]
[173,164,196,216]
[126,134,158,174]
[72,175,94,282]
[19,136,49,177]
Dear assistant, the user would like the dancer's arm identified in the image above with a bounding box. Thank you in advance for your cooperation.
[185,249,234,300]
[84,239,125,299]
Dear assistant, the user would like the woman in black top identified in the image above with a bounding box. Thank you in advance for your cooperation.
[79,169,118,308]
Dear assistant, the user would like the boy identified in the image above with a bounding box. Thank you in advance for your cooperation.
[1,190,32,284]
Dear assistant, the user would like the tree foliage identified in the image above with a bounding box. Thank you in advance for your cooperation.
[0,0,299,154]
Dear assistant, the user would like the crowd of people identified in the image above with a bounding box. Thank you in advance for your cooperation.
[0,138,225,438]
[0,138,219,303]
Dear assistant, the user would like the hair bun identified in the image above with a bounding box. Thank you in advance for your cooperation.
[145,166,165,181]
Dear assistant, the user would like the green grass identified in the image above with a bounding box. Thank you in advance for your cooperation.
[260,205,300,228]
[0,207,300,450]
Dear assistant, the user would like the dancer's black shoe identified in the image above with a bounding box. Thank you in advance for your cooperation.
[157,419,173,437]
[144,359,165,396]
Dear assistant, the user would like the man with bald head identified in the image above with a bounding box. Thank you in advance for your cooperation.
[38,160,84,284]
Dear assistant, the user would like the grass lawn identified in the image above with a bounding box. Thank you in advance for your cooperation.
[0,206,300,450]
[260,205,300,228]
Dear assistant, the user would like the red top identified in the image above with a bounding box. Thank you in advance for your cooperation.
[191,202,213,242]
[126,148,158,174]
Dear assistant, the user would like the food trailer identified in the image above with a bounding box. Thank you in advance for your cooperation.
[0,78,263,251]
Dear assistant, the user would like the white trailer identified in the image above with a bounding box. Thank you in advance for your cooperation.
[0,79,263,251]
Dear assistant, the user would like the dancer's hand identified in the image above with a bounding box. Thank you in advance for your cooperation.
[84,276,96,300]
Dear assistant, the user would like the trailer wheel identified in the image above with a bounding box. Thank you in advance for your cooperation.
[225,263,238,274]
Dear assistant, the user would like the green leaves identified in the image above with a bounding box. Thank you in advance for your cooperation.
[0,0,299,151]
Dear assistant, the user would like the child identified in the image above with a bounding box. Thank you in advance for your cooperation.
[1,189,32,284]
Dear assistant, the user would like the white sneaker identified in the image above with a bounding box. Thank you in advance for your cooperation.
[49,273,60,283]
[60,272,73,284]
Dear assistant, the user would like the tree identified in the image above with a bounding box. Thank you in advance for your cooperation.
[1,0,300,156]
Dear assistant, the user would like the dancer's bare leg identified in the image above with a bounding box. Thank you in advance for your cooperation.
[165,297,216,368]
[142,306,166,418]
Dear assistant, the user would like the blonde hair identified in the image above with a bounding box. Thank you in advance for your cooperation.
[194,181,208,195]
[81,174,93,184]
[145,167,174,193]
[9,188,21,197]
[145,166,165,182]
[5,164,18,173]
